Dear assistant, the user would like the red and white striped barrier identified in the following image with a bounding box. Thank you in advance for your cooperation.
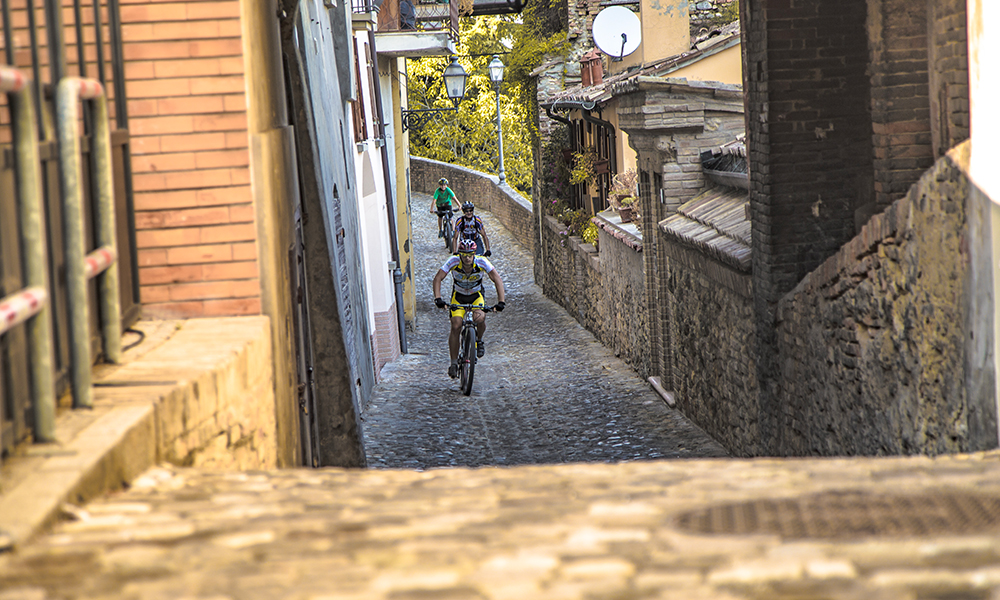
[0,286,48,337]
[0,66,27,93]
[83,245,117,280]
[71,78,104,100]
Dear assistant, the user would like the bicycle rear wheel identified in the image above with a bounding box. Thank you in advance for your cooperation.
[460,327,476,395]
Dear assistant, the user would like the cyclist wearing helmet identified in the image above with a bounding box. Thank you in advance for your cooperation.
[431,177,459,238]
[432,238,506,378]
[451,201,491,256]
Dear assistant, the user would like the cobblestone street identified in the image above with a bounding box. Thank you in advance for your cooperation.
[361,195,727,468]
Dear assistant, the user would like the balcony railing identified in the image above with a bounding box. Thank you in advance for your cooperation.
[352,0,459,41]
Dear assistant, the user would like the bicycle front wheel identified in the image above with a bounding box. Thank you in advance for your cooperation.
[443,221,453,249]
[460,327,476,395]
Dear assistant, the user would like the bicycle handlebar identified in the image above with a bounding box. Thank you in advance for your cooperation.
[445,303,498,313]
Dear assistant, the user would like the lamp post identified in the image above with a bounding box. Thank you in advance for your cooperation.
[488,54,506,184]
[400,56,468,132]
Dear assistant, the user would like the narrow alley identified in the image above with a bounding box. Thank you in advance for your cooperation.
[361,195,727,468]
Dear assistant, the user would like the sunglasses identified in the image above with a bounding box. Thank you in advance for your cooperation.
[458,251,475,257]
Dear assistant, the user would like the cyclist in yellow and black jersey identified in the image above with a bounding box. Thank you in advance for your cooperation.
[432,238,506,378]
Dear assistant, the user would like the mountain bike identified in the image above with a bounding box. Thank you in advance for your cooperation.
[436,208,454,250]
[450,303,497,396]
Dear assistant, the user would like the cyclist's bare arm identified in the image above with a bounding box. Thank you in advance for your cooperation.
[488,269,505,304]
[480,228,491,253]
[432,269,447,299]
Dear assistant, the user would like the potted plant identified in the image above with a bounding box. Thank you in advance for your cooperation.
[609,168,639,223]
[618,195,638,223]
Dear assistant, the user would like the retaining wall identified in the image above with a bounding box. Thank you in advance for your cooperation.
[661,240,758,456]
[538,213,652,379]
[410,158,535,254]
[772,143,995,456]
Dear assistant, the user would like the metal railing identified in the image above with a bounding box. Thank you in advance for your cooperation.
[57,77,122,409]
[0,66,55,444]
[0,0,138,457]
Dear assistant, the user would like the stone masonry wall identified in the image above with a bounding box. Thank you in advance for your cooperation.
[689,0,737,34]
[662,240,757,457]
[537,214,652,379]
[773,143,994,456]
[411,158,535,254]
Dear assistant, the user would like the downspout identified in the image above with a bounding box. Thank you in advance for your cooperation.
[580,109,616,168]
[541,102,575,286]
[581,108,616,210]
[368,29,408,354]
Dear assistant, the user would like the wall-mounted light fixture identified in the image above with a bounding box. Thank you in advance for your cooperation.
[400,56,468,132]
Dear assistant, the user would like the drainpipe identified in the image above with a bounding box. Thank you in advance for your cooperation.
[540,102,578,286]
[581,108,616,211]
[368,29,408,354]
[580,108,616,169]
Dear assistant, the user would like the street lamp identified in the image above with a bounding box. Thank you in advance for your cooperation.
[400,56,468,132]
[488,54,506,184]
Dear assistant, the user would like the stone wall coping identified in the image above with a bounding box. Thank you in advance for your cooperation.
[412,157,533,215]
[594,209,644,252]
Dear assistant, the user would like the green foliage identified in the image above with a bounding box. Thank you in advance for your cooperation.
[569,147,597,185]
[407,11,569,198]
[708,0,739,28]
[581,221,599,246]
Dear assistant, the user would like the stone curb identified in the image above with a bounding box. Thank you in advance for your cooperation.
[0,316,274,550]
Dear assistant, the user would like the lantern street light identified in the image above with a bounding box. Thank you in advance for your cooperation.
[400,56,468,133]
[488,54,506,184]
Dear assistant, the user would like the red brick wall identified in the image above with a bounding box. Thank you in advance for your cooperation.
[928,0,969,159]
[868,0,933,209]
[744,0,874,307]
[122,0,260,318]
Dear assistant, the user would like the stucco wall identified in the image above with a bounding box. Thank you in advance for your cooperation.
[773,143,996,456]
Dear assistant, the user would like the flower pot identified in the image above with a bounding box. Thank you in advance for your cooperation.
[619,206,635,223]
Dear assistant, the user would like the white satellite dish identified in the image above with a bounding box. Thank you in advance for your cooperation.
[592,6,641,60]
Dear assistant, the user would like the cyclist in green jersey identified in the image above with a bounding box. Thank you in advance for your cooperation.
[430,177,459,238]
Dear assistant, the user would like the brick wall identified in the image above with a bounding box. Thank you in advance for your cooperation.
[928,0,969,159]
[123,0,260,318]
[745,0,874,311]
[371,304,401,383]
[868,0,933,210]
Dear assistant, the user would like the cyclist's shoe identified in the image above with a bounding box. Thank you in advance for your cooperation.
[476,340,485,358]
[448,362,459,379]
[438,229,443,238]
